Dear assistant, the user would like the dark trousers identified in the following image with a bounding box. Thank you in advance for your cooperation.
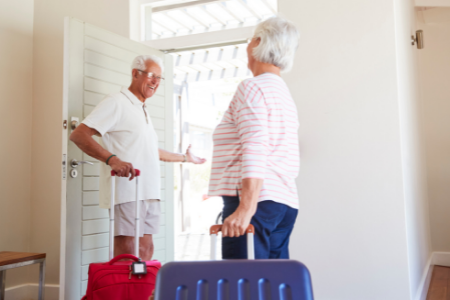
[221,196,298,259]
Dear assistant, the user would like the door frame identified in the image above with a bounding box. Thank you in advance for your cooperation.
[59,16,71,300]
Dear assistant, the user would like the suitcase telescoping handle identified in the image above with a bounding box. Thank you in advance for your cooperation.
[210,224,255,260]
[109,169,141,260]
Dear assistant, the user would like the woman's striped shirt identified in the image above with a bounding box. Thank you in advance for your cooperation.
[208,73,300,209]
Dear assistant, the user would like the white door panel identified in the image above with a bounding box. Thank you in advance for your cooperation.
[84,50,131,74]
[82,177,99,191]
[84,63,131,86]
[82,233,109,251]
[84,91,106,106]
[82,248,109,266]
[81,266,89,281]
[82,152,97,162]
[84,77,121,95]
[83,219,109,235]
[84,37,137,63]
[82,163,99,176]
[62,17,174,300]
[82,206,109,220]
[82,191,99,205]
[148,94,165,107]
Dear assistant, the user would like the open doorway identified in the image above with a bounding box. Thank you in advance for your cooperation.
[131,0,279,261]
[171,44,251,260]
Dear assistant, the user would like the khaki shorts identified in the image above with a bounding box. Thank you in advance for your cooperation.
[114,199,160,237]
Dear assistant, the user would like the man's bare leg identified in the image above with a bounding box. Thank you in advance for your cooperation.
[114,236,134,257]
[139,234,154,260]
[114,234,154,260]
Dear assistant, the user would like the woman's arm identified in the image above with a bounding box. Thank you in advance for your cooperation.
[221,82,268,237]
[222,178,263,237]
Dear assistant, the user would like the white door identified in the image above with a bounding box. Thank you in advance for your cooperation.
[60,17,174,300]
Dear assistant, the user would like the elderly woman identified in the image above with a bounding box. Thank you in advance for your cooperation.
[208,17,300,259]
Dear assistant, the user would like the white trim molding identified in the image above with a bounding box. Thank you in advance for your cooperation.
[432,252,450,266]
[415,255,434,300]
[5,284,59,300]
[414,252,450,300]
[143,26,255,51]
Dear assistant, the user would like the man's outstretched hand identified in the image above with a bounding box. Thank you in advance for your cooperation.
[186,145,207,164]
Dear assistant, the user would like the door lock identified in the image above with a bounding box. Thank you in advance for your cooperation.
[70,169,78,178]
[71,159,94,168]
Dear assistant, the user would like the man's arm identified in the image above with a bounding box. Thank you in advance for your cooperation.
[70,124,136,179]
[158,148,185,163]
[221,178,263,237]
[159,145,207,164]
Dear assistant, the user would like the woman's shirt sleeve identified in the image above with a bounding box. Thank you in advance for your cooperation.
[233,81,269,180]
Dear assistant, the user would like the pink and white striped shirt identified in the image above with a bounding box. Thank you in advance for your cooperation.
[208,73,300,209]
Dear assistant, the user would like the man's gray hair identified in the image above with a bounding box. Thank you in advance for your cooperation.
[131,55,164,73]
[252,17,300,73]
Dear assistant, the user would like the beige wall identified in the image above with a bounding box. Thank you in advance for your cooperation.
[0,0,35,289]
[417,8,450,252]
[31,0,130,286]
[279,0,430,299]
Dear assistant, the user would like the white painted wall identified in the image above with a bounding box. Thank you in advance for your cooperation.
[279,0,430,299]
[417,8,450,252]
[31,0,130,287]
[0,0,35,289]
[393,1,432,299]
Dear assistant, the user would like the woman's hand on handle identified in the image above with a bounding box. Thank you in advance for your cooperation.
[222,208,253,237]
[222,178,263,237]
[108,156,136,180]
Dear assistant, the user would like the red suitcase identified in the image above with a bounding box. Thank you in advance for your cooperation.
[82,169,161,300]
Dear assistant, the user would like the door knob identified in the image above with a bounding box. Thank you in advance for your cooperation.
[71,116,79,130]
[71,120,79,130]
[71,159,94,168]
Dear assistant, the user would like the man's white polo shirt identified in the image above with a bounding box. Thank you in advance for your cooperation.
[82,88,161,209]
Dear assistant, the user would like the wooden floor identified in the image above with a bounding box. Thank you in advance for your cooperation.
[427,266,450,300]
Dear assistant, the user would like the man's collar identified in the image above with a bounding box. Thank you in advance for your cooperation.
[121,88,145,106]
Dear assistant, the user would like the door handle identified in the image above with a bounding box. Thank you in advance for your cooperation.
[71,116,79,130]
[70,159,94,168]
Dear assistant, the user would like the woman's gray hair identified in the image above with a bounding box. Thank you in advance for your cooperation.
[131,55,164,73]
[252,17,300,73]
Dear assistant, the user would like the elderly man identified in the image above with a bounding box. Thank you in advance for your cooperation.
[70,55,205,260]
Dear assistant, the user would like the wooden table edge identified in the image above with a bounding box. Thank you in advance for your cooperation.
[0,252,46,267]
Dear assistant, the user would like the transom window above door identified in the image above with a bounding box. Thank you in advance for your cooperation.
[143,0,278,40]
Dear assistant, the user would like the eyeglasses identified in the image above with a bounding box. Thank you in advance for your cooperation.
[137,70,165,82]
